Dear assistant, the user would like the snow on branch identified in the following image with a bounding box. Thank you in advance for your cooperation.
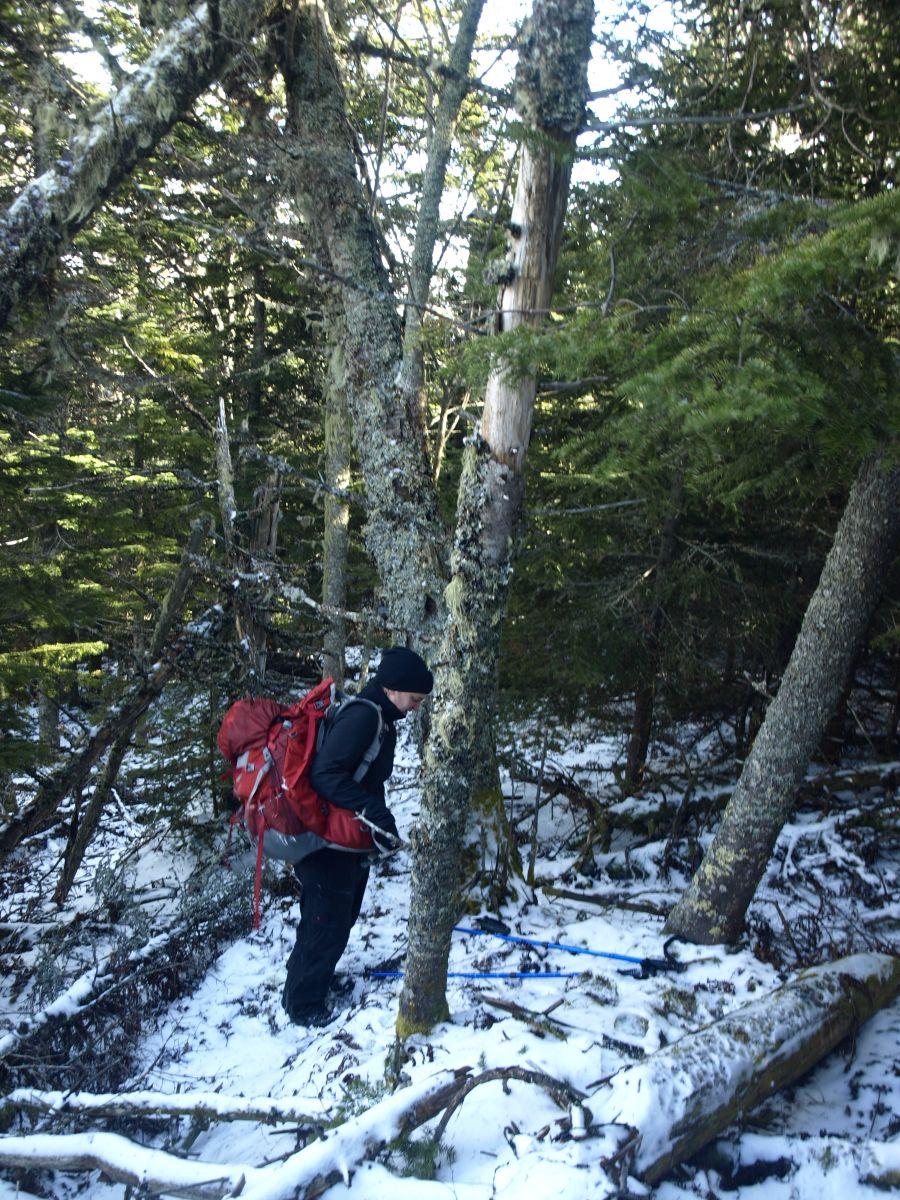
[0,1068,470,1200]
[0,0,278,332]
[0,930,175,1062]
[5,1087,330,1127]
[0,1131,248,1200]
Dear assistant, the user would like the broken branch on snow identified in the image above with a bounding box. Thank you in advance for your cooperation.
[4,1087,330,1128]
[0,1067,471,1200]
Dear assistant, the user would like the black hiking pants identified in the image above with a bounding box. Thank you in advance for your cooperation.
[282,847,369,1020]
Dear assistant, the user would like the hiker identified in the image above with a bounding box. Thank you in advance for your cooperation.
[281,646,434,1026]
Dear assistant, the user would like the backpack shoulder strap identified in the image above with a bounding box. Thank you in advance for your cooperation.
[316,694,385,783]
[347,698,385,783]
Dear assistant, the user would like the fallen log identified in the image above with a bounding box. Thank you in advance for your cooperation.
[4,1087,330,1128]
[0,1130,247,1200]
[237,1066,470,1199]
[0,1068,471,1200]
[589,951,900,1184]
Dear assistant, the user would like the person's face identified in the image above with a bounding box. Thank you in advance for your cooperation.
[384,688,428,715]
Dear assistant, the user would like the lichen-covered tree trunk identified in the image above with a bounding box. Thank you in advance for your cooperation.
[0,0,277,333]
[276,4,446,643]
[665,448,900,944]
[397,0,595,1035]
[321,305,352,687]
[624,466,684,791]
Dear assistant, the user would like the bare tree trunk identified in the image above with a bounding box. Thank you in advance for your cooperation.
[321,304,352,686]
[215,398,275,684]
[396,0,486,422]
[37,688,60,754]
[665,449,900,944]
[398,0,595,1035]
[0,0,277,333]
[248,469,282,681]
[244,269,268,428]
[624,466,684,790]
[886,653,900,755]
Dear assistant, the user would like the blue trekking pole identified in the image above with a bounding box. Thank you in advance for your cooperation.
[456,917,688,978]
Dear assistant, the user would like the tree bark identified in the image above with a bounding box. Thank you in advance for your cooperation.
[398,0,595,1035]
[0,0,277,333]
[665,448,900,943]
[248,468,283,681]
[276,4,446,643]
[321,303,353,686]
[396,0,486,421]
[624,466,684,790]
[215,399,275,684]
[589,952,900,1184]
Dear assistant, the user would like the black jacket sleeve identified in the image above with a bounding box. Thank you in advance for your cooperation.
[309,702,385,814]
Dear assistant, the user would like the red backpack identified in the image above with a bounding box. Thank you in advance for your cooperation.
[218,677,383,927]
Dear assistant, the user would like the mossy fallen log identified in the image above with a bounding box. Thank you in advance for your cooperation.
[589,952,900,1184]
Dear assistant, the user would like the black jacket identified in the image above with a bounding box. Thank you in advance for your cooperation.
[309,681,401,828]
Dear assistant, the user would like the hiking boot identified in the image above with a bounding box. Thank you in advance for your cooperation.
[285,1003,334,1028]
[328,974,355,998]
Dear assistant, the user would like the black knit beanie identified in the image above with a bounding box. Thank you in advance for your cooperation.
[373,647,434,694]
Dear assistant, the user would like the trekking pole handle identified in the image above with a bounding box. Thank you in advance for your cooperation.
[354,811,408,852]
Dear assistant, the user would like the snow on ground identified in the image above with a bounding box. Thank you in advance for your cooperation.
[1,707,898,1200]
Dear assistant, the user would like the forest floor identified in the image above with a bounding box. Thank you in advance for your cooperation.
[0,685,898,1199]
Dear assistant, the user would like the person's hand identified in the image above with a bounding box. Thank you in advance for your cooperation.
[361,806,401,853]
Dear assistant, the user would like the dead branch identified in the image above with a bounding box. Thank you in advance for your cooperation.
[239,445,359,504]
[478,993,569,1040]
[542,884,671,919]
[5,1087,329,1128]
[52,516,210,904]
[0,1068,471,1199]
[431,1066,586,1147]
